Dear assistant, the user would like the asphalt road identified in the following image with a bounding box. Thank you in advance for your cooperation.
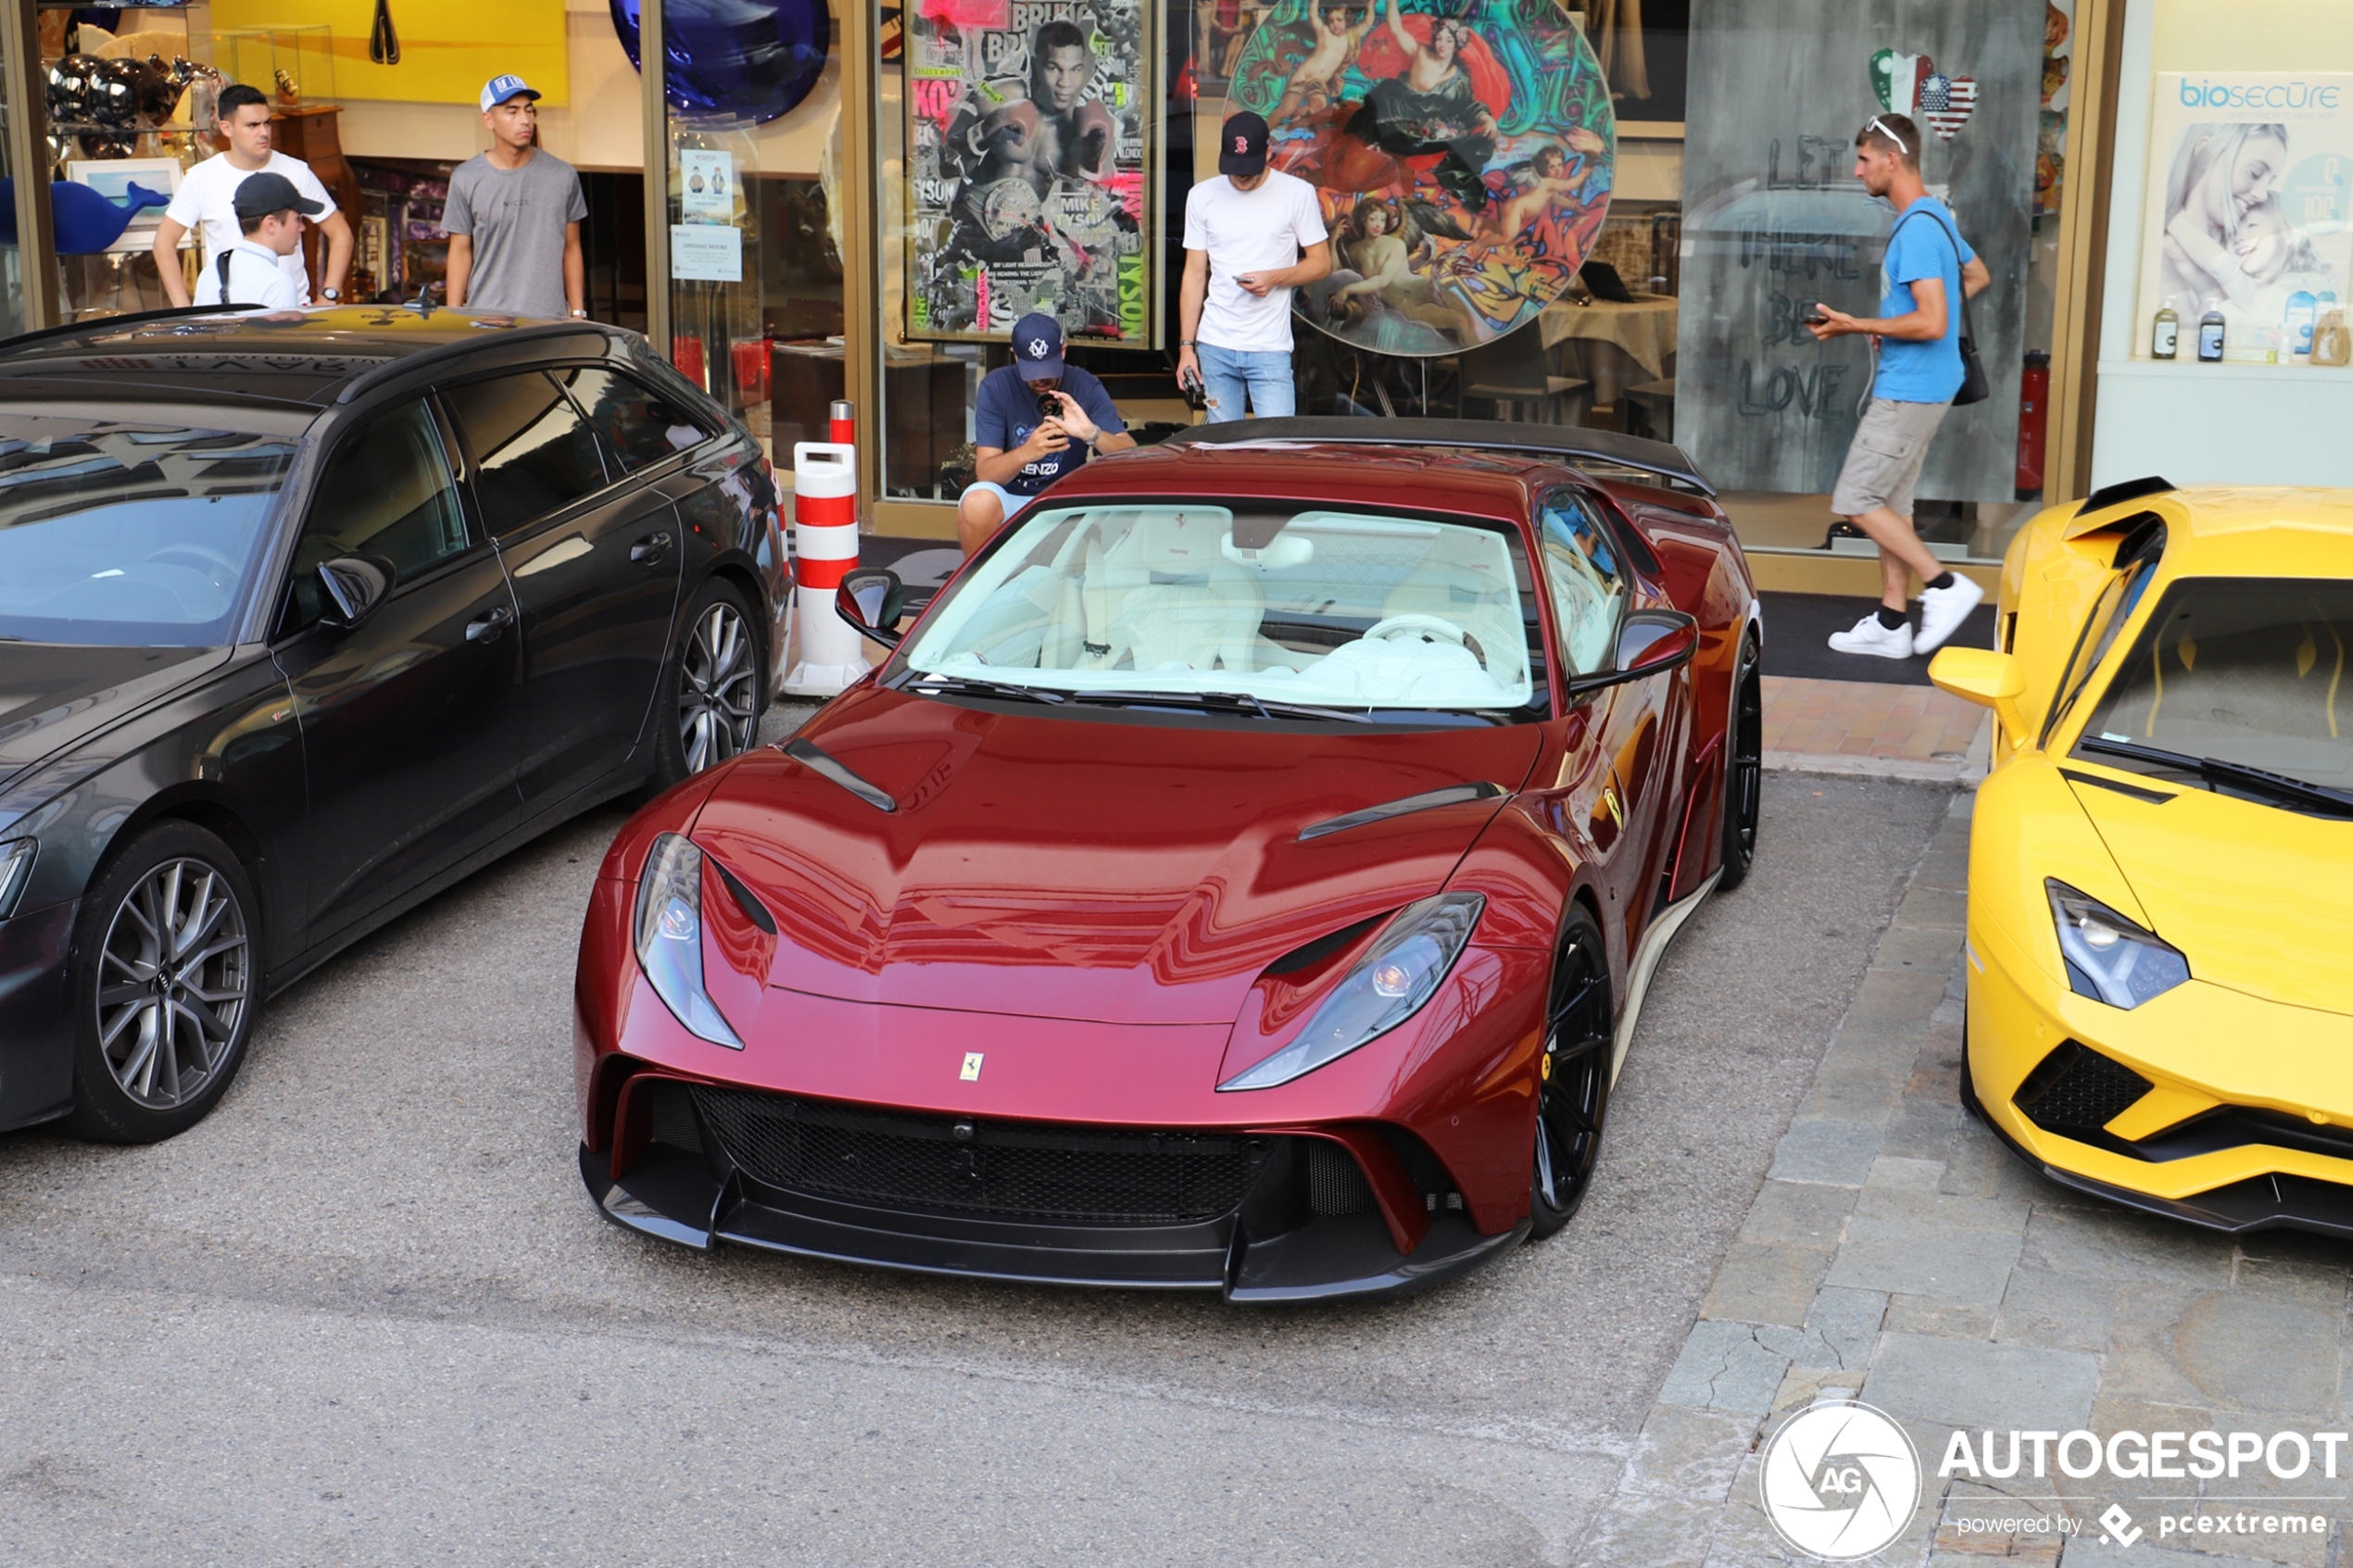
[0,712,1950,1566]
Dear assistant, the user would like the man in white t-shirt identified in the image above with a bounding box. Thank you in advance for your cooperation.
[153,82,352,308]
[1176,111,1331,421]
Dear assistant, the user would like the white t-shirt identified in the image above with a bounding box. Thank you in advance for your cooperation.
[194,236,305,310]
[1182,170,1327,354]
[165,153,333,305]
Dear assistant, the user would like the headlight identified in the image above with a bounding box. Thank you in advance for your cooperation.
[2046,879,2188,1010]
[0,837,32,918]
[1219,893,1483,1091]
[635,833,744,1048]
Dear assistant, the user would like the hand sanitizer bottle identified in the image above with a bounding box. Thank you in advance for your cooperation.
[2152,300,2179,358]
[2197,307,2226,362]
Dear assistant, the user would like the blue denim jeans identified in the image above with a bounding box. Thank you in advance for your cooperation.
[1197,344,1296,423]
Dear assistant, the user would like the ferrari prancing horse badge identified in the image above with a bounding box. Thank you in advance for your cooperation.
[960,1052,984,1081]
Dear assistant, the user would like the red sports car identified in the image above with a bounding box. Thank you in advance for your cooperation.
[574,419,1762,1299]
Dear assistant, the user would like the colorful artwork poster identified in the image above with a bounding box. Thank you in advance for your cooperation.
[1227,0,1613,356]
[2137,75,2353,363]
[903,0,1158,345]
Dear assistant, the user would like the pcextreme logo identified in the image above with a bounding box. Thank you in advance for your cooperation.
[1759,1400,1921,1561]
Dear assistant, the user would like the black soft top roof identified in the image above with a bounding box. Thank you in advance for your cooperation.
[1159,417,1714,496]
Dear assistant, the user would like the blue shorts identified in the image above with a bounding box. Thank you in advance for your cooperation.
[960,480,1041,521]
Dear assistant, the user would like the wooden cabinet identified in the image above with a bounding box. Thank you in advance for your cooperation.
[263,106,363,297]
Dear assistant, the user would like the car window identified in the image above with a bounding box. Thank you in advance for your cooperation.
[901,502,1541,719]
[441,371,610,534]
[282,400,471,632]
[556,366,711,473]
[1537,490,1624,677]
[0,418,294,647]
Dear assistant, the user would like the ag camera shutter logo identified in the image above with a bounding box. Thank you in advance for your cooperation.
[1760,1399,1922,1560]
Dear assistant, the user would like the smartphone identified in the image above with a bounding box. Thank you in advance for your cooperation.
[1801,307,1830,326]
[1179,367,1207,411]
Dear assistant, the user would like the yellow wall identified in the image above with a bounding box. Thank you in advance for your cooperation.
[210,0,569,107]
[2153,0,2353,69]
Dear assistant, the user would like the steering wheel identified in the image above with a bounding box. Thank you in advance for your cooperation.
[1362,612,1471,646]
[145,544,239,581]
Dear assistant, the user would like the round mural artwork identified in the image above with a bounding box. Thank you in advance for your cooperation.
[611,0,831,124]
[1227,0,1614,355]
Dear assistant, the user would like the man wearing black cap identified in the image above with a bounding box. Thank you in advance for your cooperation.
[1176,111,1331,422]
[957,311,1136,556]
[194,172,325,310]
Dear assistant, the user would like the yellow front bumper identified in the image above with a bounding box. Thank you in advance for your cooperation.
[1967,912,2353,1206]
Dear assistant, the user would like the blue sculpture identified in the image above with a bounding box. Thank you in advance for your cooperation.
[610,0,830,124]
[0,178,172,254]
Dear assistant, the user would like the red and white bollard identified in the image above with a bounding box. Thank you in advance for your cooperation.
[782,400,871,696]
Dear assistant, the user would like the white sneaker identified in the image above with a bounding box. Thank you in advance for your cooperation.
[1915,575,1986,654]
[1828,613,1915,659]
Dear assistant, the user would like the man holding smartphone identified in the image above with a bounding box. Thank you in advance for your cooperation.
[958,313,1137,556]
[1176,111,1332,421]
[1807,111,1992,659]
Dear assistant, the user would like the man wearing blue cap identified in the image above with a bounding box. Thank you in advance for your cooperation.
[957,312,1136,556]
[444,74,589,320]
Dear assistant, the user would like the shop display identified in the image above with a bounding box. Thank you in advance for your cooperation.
[901,0,1158,344]
[611,0,831,124]
[1224,0,1615,356]
[2133,73,2353,367]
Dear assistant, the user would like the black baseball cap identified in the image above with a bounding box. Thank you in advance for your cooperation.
[233,171,327,223]
[1011,312,1065,382]
[1219,111,1269,177]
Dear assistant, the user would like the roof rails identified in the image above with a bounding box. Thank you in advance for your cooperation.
[0,303,263,358]
[1158,416,1715,495]
[2075,474,2173,516]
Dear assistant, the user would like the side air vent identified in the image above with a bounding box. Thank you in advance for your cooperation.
[1304,1140,1376,1215]
[647,1079,706,1152]
[2014,1041,2153,1138]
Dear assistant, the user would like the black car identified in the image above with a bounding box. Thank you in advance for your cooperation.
[0,306,786,1142]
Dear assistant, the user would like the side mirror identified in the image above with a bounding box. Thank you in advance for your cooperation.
[835,567,906,647]
[1565,608,1700,696]
[1930,646,2029,748]
[316,554,394,630]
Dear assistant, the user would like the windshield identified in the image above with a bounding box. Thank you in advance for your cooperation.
[900,502,1541,717]
[0,418,295,646]
[2074,577,2353,797]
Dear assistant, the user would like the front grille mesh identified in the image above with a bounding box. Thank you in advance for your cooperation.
[1304,1140,1374,1215]
[692,1085,1264,1225]
[2015,1041,2153,1134]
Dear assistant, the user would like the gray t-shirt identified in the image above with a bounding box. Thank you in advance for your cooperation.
[443,149,588,319]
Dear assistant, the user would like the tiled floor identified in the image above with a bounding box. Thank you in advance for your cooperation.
[1762,675,1988,765]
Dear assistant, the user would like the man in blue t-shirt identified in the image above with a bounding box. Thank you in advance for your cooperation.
[957,313,1137,555]
[1808,112,1994,659]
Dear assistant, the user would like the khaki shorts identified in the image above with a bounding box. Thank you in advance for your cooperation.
[1831,397,1950,518]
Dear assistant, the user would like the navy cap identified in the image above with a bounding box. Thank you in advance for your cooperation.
[1011,312,1064,381]
[232,170,327,222]
[1219,111,1269,177]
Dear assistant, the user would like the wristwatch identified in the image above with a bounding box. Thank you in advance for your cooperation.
[570,308,588,320]
[321,287,340,302]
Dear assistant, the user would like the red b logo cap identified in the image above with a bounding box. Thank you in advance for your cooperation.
[1218,110,1269,176]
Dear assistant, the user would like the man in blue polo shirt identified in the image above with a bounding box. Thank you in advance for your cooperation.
[1809,111,1993,659]
[957,313,1137,555]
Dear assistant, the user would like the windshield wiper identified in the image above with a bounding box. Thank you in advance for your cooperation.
[2079,736,2353,818]
[1064,688,1376,722]
[899,672,1066,705]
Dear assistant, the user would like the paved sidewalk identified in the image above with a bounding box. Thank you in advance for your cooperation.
[1579,792,2353,1567]
[1762,677,1992,787]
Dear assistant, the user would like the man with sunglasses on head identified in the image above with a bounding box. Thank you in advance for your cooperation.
[1809,111,1993,659]
[957,312,1137,556]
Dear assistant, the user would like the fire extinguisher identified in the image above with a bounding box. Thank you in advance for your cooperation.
[2016,349,2050,499]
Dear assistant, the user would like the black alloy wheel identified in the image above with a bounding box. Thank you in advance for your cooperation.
[651,577,763,791]
[66,821,260,1143]
[1716,630,1763,890]
[1529,912,1613,1238]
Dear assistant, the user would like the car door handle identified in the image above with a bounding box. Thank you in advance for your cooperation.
[465,605,513,643]
[630,530,673,564]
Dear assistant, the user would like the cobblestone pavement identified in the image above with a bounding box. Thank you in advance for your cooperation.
[1580,792,2353,1567]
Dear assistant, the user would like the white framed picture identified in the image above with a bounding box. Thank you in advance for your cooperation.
[66,157,187,256]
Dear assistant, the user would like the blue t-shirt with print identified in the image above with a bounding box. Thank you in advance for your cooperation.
[974,363,1126,496]
[1873,196,1977,405]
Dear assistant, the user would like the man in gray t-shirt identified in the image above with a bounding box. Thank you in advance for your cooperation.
[445,73,589,320]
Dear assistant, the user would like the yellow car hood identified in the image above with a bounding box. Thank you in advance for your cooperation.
[2073,780,2353,1015]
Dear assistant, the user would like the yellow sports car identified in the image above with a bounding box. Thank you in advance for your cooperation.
[1930,478,2353,1237]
